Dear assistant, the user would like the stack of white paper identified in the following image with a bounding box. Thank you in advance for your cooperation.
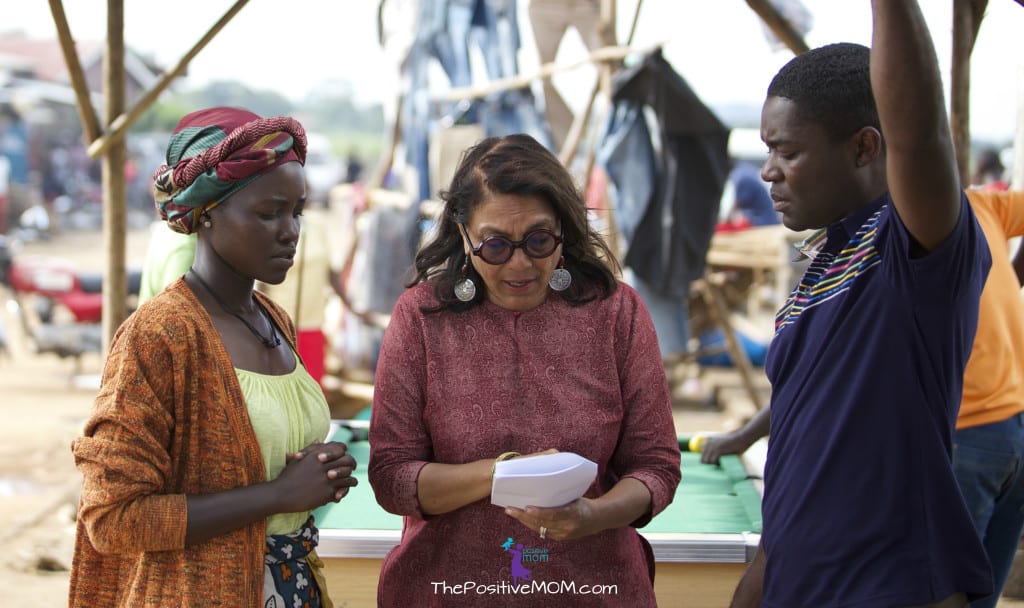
[490,452,598,509]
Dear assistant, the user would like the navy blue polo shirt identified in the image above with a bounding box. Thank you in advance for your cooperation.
[762,193,994,607]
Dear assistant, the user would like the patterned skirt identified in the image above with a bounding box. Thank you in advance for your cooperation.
[263,516,331,608]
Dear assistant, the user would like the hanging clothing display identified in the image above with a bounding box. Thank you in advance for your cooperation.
[597,48,730,298]
[396,0,552,269]
[528,0,613,151]
[399,0,550,205]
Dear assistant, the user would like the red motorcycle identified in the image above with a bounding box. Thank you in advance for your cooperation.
[0,235,140,359]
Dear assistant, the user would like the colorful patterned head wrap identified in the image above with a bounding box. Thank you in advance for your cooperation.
[152,106,307,234]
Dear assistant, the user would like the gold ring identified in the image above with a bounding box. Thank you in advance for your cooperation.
[539,526,547,539]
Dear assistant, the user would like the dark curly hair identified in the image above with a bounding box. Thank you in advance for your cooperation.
[410,134,620,312]
[767,42,880,141]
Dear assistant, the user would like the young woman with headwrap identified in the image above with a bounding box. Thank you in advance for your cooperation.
[69,107,356,608]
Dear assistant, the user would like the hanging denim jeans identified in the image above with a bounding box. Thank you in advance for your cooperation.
[596,101,656,246]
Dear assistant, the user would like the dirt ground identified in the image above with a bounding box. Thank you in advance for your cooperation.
[1,227,1023,607]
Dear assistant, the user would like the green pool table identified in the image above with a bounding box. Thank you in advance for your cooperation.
[313,424,763,608]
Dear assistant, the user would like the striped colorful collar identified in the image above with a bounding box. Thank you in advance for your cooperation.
[794,229,827,260]
[791,195,890,261]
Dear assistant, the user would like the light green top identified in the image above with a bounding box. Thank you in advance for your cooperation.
[236,361,331,535]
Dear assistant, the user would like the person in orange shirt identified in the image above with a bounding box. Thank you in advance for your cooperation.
[948,188,1024,608]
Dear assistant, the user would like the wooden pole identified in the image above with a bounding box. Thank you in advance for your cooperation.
[579,0,640,180]
[951,0,988,185]
[567,0,645,262]
[368,91,404,191]
[743,0,811,55]
[87,0,250,159]
[696,272,764,411]
[101,0,127,353]
[558,0,635,167]
[596,0,619,96]
[558,82,601,168]
[1014,65,1024,188]
[47,0,101,144]
[437,42,662,103]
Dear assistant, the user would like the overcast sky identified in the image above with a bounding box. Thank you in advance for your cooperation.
[9,0,1024,142]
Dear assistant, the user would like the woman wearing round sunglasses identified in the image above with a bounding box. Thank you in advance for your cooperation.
[368,134,680,607]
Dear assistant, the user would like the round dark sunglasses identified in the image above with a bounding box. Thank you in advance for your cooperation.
[459,224,563,265]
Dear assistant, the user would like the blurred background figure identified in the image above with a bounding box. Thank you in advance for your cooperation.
[972,147,1009,191]
[718,159,780,231]
[138,222,196,305]
[303,133,346,207]
[344,148,364,185]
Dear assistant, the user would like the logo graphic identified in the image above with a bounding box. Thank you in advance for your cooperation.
[507,542,532,585]
[501,536,549,585]
[429,538,615,597]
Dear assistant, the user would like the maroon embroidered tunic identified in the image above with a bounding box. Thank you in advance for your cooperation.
[368,282,680,607]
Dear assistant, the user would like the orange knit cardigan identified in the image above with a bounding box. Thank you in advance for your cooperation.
[69,279,310,607]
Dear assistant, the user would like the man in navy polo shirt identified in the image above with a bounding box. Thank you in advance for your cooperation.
[729,2,995,607]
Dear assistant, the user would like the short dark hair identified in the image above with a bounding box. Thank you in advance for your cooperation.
[767,42,879,140]
[411,134,620,311]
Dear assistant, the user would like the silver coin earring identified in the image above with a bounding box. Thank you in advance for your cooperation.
[454,257,477,302]
[549,256,571,292]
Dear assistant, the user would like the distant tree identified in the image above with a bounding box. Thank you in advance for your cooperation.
[131,79,387,167]
[131,82,293,133]
[191,81,294,118]
[299,83,386,135]
[131,98,194,133]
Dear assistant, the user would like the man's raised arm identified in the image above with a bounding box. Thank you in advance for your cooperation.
[870,0,960,253]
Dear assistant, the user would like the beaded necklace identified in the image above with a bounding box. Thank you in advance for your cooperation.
[188,268,281,348]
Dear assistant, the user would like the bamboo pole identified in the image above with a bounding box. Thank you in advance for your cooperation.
[87,0,250,159]
[1014,65,1024,188]
[951,0,988,185]
[597,0,619,97]
[578,0,642,181]
[47,0,102,144]
[696,272,764,411]
[743,0,811,55]
[368,91,404,191]
[557,83,600,168]
[436,42,664,103]
[101,0,127,353]
[558,0,635,167]
[563,0,645,261]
